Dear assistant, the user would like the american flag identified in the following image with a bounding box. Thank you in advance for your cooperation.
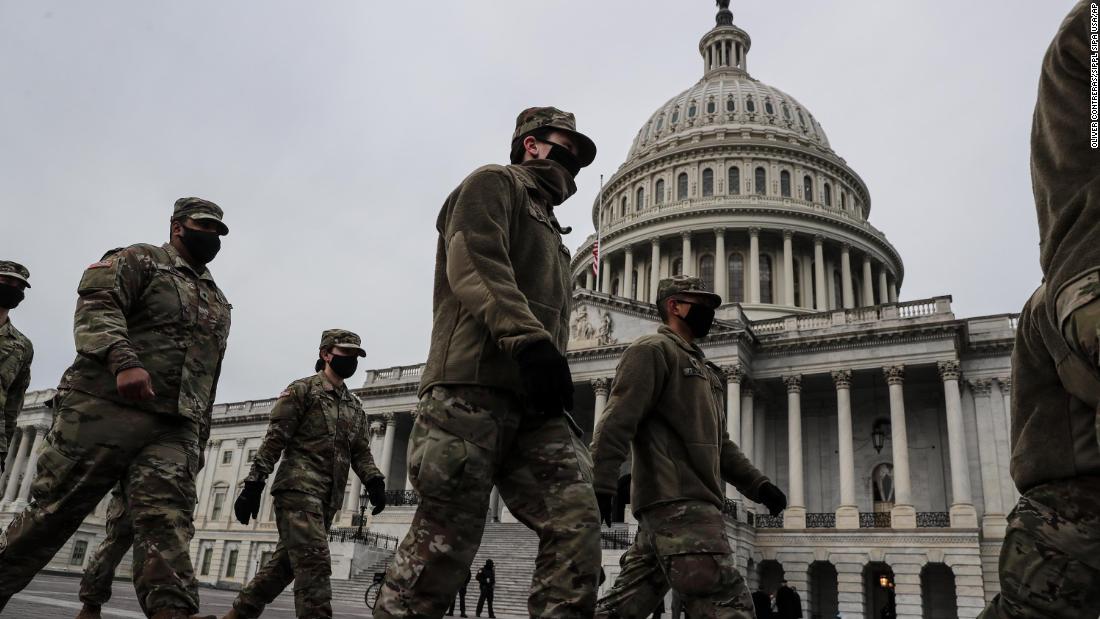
[592,239,600,276]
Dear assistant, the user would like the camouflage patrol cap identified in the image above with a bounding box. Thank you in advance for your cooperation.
[656,275,722,309]
[319,329,367,357]
[512,106,597,167]
[173,197,229,236]
[0,261,30,288]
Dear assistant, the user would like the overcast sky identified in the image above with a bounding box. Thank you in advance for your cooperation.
[0,1,1072,402]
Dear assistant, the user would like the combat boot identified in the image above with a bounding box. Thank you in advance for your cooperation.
[149,609,216,619]
[74,603,102,619]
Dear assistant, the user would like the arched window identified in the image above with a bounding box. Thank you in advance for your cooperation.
[780,170,791,197]
[803,175,814,202]
[754,167,767,196]
[620,196,628,217]
[746,96,756,113]
[688,101,697,118]
[797,109,806,127]
[764,99,775,115]
[706,99,716,114]
[636,187,645,211]
[760,255,773,304]
[699,254,715,292]
[728,253,745,303]
[672,257,683,276]
[840,192,847,210]
[792,259,801,307]
[728,167,741,195]
[677,173,689,200]
[655,179,665,205]
[702,169,714,197]
[782,103,791,120]
[726,96,736,112]
[655,115,664,131]
[833,271,843,309]
[823,182,832,206]
[671,108,680,124]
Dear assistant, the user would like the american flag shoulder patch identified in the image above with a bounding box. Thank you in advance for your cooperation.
[278,389,292,399]
[87,260,113,269]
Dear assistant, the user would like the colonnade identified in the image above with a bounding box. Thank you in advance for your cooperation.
[0,423,48,507]
[582,228,899,310]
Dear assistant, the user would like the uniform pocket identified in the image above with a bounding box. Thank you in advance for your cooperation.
[30,440,80,503]
[407,418,471,501]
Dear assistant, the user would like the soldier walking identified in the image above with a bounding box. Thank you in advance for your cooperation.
[591,276,788,619]
[0,198,231,619]
[979,2,1100,617]
[0,260,33,481]
[374,106,601,618]
[222,329,387,619]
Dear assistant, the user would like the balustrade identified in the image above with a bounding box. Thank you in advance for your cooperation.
[805,512,836,529]
[915,512,950,528]
[385,489,420,506]
[859,512,891,528]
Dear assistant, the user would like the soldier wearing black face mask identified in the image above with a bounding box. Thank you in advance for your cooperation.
[227,329,385,619]
[0,261,33,479]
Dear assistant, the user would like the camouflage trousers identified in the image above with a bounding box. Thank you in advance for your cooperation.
[0,389,201,616]
[978,476,1100,619]
[595,501,755,619]
[374,385,601,619]
[233,491,336,619]
[79,485,135,608]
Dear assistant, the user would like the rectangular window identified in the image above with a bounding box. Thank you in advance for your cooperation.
[211,492,226,520]
[200,547,213,576]
[221,450,233,465]
[247,449,257,462]
[225,548,239,578]
[70,540,88,566]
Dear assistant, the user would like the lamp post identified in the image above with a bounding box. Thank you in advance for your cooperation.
[871,419,889,453]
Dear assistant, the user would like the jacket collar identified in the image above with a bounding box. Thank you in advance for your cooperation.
[315,371,352,400]
[161,242,216,282]
[658,325,704,358]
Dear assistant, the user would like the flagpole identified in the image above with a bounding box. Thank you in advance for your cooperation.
[595,174,604,289]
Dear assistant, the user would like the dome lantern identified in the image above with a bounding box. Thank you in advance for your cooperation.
[700,0,751,77]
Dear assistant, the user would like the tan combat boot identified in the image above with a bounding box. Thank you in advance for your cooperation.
[74,603,102,619]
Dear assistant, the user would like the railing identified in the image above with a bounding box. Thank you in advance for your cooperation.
[721,499,739,520]
[364,364,426,385]
[751,296,953,336]
[859,512,891,528]
[600,528,635,550]
[385,490,420,507]
[805,513,836,529]
[327,528,401,550]
[915,512,950,528]
[755,514,784,529]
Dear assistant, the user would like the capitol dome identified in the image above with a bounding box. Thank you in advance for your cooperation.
[571,2,903,320]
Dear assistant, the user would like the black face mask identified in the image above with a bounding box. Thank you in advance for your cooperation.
[543,142,581,178]
[179,227,222,265]
[683,304,716,338]
[328,355,358,379]
[0,284,24,310]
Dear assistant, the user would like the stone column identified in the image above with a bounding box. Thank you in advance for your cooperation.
[623,246,634,301]
[877,265,889,305]
[970,378,1006,537]
[724,366,744,499]
[380,413,397,481]
[229,438,248,524]
[782,230,795,306]
[832,370,859,529]
[715,228,728,300]
[585,269,594,291]
[601,255,612,294]
[0,427,22,492]
[17,425,47,503]
[748,228,761,303]
[681,232,693,277]
[783,375,806,528]
[889,280,898,303]
[937,361,977,528]
[650,239,662,303]
[591,378,611,433]
[1000,377,1012,438]
[349,475,362,515]
[883,366,916,528]
[862,256,875,306]
[4,426,33,504]
[840,243,854,309]
[813,236,827,310]
[740,388,755,463]
[836,561,866,618]
[197,439,218,520]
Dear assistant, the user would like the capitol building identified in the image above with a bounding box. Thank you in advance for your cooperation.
[0,4,1018,618]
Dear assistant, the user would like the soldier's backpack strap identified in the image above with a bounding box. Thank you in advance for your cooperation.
[1036,283,1100,409]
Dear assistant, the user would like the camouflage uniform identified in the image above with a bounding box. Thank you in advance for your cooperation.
[231,333,383,619]
[592,277,770,619]
[375,108,601,619]
[0,199,231,617]
[0,260,33,471]
[979,3,1100,617]
[79,485,135,608]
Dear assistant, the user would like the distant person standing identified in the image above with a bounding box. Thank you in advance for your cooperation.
[447,568,471,617]
[751,587,773,619]
[476,560,496,618]
[775,581,802,619]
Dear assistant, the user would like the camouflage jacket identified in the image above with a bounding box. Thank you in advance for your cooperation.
[247,372,382,512]
[591,326,768,514]
[59,243,231,424]
[421,162,573,399]
[0,319,33,460]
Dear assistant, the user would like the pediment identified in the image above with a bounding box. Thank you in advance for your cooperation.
[567,290,745,352]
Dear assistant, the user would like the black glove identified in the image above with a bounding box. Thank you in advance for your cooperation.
[365,476,387,515]
[596,492,615,528]
[234,480,265,525]
[516,340,574,415]
[757,482,787,517]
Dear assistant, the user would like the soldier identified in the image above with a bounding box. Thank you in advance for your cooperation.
[0,260,33,480]
[591,276,788,619]
[979,2,1100,617]
[0,197,232,619]
[374,106,600,618]
[222,329,387,619]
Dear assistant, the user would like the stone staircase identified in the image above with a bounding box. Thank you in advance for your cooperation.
[329,522,540,618]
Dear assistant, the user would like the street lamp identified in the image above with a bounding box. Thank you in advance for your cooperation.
[356,489,370,537]
[871,419,889,453]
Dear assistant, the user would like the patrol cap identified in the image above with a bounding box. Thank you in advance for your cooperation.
[319,329,367,357]
[173,197,229,236]
[656,275,722,309]
[0,261,31,288]
[512,106,597,168]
